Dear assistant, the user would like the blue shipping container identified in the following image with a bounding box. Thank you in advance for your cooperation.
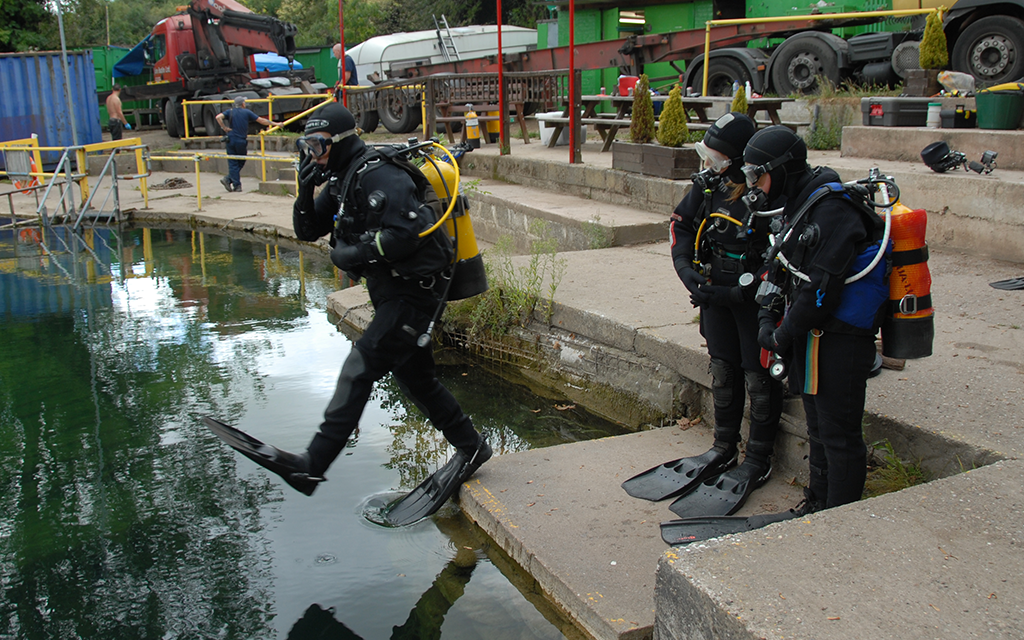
[0,51,103,166]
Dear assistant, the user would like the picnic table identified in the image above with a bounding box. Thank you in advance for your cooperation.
[543,95,795,152]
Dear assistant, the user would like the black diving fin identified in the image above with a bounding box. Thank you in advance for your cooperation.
[202,416,324,496]
[667,459,771,518]
[990,277,1024,290]
[621,446,738,501]
[384,439,492,527]
[660,510,801,546]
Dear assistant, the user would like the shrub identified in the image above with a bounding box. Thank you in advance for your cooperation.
[656,84,689,147]
[630,74,655,144]
[731,84,748,114]
[919,11,948,70]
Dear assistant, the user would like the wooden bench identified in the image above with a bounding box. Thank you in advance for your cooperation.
[434,102,529,145]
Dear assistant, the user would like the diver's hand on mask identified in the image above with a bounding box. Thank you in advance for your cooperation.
[296,155,326,210]
[679,267,706,296]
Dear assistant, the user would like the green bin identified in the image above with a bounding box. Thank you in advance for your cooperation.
[976,90,1024,130]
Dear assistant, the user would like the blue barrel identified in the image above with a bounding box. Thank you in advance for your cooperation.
[0,51,103,167]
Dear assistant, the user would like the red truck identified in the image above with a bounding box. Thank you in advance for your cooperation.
[116,0,328,137]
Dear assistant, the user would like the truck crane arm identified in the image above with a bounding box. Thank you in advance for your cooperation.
[187,0,298,69]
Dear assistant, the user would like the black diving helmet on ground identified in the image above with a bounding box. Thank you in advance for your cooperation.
[920,141,997,174]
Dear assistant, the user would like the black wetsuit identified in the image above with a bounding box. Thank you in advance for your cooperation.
[767,167,887,508]
[670,178,782,466]
[292,151,483,476]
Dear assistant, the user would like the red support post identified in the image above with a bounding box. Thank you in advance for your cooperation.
[497,0,507,153]
[568,0,578,163]
[338,0,346,105]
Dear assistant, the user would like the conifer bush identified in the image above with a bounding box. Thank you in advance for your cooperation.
[919,11,948,70]
[731,85,748,115]
[656,84,689,147]
[630,74,655,144]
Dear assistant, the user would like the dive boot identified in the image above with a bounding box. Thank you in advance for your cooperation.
[384,439,492,527]
[202,416,324,496]
[621,446,738,501]
[667,458,771,518]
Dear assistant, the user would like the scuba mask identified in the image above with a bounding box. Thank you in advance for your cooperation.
[296,129,357,158]
[694,140,731,173]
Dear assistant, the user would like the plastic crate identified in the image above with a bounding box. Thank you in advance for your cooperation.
[860,97,933,127]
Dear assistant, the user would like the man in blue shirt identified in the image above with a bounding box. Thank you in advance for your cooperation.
[215,96,280,192]
[332,43,358,89]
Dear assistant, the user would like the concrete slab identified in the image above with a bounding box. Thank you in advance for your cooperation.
[655,459,1024,640]
[458,426,806,640]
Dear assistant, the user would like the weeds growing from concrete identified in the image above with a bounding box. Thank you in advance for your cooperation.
[864,440,929,497]
[445,219,566,335]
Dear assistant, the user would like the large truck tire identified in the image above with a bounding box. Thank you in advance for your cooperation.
[203,107,220,136]
[378,98,422,134]
[951,16,1024,87]
[164,100,181,139]
[355,108,379,133]
[688,57,753,96]
[770,34,846,95]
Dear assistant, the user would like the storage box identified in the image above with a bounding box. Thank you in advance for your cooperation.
[860,97,933,127]
[536,112,586,146]
[940,106,977,128]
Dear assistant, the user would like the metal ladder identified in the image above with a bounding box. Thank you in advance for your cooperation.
[434,15,461,62]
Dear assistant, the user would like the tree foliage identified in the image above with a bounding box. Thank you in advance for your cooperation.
[0,0,54,52]
[919,10,948,70]
[3,0,550,54]
[630,74,655,144]
[656,84,688,147]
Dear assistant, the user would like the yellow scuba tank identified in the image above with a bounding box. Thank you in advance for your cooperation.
[419,156,488,300]
[464,105,481,149]
[881,201,934,358]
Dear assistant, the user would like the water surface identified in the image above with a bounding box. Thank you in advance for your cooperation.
[0,225,625,639]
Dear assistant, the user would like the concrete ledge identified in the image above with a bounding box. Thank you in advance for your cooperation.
[842,125,1024,171]
[655,459,1024,640]
[462,153,689,213]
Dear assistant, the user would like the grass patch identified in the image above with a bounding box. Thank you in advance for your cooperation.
[445,219,566,336]
[863,440,929,498]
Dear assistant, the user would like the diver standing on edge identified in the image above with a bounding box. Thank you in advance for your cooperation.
[746,125,890,512]
[204,102,490,526]
[622,113,783,518]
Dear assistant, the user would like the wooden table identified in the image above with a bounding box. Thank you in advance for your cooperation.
[544,95,720,153]
[699,96,796,129]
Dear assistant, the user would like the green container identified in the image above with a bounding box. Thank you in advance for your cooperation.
[976,90,1024,130]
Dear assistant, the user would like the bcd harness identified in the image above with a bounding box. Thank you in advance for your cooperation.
[758,181,893,332]
[332,145,455,285]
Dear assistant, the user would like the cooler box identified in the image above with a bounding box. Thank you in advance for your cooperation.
[536,112,586,146]
[860,97,933,127]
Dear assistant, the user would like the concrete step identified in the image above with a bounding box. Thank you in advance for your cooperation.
[468,178,669,252]
[258,179,296,196]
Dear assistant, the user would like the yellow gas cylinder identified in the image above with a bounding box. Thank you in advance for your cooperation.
[881,201,934,358]
[464,104,481,149]
[485,111,501,143]
[419,157,488,300]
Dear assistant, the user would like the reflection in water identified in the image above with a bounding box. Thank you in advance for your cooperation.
[0,224,624,639]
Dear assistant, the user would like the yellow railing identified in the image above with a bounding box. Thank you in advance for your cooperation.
[181,94,334,139]
[148,150,298,211]
[183,94,335,182]
[702,8,943,95]
[0,137,150,208]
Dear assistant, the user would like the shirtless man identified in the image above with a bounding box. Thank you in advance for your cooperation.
[105,85,129,141]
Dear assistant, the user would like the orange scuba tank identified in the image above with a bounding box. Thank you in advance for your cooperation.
[881,202,933,358]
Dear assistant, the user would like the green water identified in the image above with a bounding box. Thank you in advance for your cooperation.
[0,225,627,639]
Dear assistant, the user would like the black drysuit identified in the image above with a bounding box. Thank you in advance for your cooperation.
[670,179,782,463]
[765,167,887,507]
[292,152,482,476]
